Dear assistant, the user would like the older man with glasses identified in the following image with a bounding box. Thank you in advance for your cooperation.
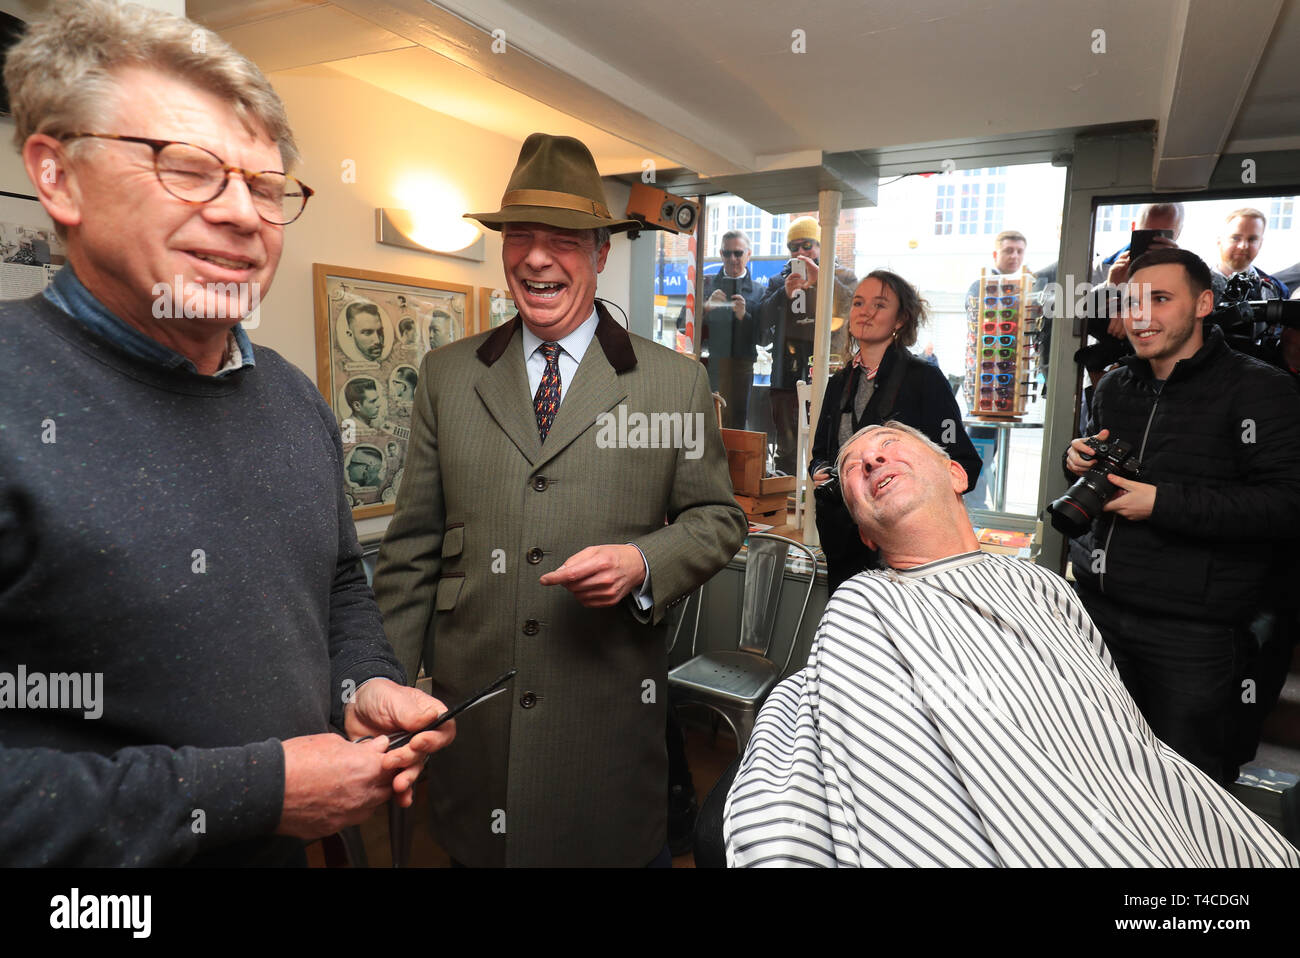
[0,0,454,866]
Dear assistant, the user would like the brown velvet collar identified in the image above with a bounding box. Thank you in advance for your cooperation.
[475,300,637,373]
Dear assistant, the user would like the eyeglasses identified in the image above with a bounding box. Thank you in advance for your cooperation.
[62,132,314,225]
[984,308,1017,320]
[984,295,1018,306]
[788,240,816,253]
[720,249,746,258]
[982,321,1017,333]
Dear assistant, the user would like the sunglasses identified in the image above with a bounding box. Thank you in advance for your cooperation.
[980,372,1015,384]
[720,249,746,258]
[984,308,1017,320]
[980,360,1016,371]
[985,281,1020,294]
[982,334,1016,347]
[979,385,1016,396]
[981,346,1016,358]
[994,398,1016,411]
[984,295,1019,306]
[982,321,1017,334]
[788,240,816,253]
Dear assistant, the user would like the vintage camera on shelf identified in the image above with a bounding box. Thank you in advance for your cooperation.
[1209,274,1300,364]
[1047,436,1142,537]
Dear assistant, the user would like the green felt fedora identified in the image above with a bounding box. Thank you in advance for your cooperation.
[466,132,642,233]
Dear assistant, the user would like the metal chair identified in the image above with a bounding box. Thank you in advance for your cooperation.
[668,533,817,753]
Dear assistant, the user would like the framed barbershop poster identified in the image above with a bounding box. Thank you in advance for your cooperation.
[313,263,473,518]
[478,285,518,333]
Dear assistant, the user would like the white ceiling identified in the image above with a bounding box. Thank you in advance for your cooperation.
[187,0,1300,191]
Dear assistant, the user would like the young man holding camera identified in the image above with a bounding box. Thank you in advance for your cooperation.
[1063,248,1300,785]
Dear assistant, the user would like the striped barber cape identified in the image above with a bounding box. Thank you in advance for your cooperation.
[724,551,1299,867]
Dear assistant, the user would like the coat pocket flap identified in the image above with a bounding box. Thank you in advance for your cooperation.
[442,523,464,559]
[435,573,465,612]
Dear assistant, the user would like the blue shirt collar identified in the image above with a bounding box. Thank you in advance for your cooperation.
[44,266,255,377]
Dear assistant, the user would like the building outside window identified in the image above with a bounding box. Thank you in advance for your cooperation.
[1269,196,1294,230]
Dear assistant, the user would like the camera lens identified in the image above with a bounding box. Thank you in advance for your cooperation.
[1047,479,1107,537]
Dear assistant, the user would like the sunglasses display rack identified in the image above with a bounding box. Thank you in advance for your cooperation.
[964,268,1035,420]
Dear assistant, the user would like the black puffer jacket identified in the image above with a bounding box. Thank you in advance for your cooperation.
[1067,327,1300,623]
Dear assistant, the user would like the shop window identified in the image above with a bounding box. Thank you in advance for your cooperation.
[647,164,1067,521]
[1269,197,1294,231]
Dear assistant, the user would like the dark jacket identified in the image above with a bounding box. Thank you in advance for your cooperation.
[811,343,983,492]
[1067,327,1300,624]
[677,269,763,360]
[759,260,856,390]
[1080,266,1292,374]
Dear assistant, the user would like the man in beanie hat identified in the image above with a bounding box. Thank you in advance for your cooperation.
[758,216,856,475]
[375,133,746,867]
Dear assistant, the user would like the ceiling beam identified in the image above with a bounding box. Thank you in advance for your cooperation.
[1153,0,1285,190]
[329,0,758,177]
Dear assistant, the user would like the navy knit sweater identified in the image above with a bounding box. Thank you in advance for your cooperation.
[0,295,405,865]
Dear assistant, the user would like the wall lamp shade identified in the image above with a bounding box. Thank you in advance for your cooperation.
[375,208,485,261]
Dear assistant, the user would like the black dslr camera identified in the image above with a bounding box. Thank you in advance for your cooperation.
[1210,274,1300,365]
[1047,437,1142,537]
[813,464,840,508]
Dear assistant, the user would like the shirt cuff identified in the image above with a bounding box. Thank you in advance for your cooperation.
[628,543,653,618]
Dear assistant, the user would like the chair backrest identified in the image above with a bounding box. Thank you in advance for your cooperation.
[737,532,818,674]
[666,585,703,656]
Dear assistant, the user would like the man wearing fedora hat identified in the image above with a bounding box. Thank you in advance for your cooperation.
[374,133,746,867]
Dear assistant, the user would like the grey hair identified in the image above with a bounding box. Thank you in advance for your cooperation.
[1139,202,1185,233]
[834,421,950,507]
[5,0,299,170]
[720,229,752,251]
[593,227,611,249]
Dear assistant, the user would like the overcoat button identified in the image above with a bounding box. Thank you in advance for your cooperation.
[532,476,549,491]
[523,618,540,636]
[527,547,544,564]
[520,691,537,708]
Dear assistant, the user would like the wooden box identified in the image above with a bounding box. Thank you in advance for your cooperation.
[735,492,788,519]
[720,428,766,496]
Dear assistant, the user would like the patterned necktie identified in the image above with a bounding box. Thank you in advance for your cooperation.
[534,341,562,442]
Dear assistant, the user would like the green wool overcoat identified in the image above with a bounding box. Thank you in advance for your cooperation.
[374,303,747,866]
